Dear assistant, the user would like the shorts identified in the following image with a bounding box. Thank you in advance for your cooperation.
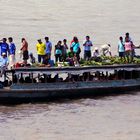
[119,52,125,57]
[46,53,51,58]
[9,54,16,66]
[131,49,135,57]
[23,50,29,60]
[84,51,91,59]
[125,50,132,57]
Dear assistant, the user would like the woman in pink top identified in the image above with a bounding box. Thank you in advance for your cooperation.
[124,37,132,63]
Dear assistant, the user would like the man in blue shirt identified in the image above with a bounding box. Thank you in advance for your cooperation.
[83,36,93,60]
[45,37,52,60]
[0,38,9,56]
[8,37,16,67]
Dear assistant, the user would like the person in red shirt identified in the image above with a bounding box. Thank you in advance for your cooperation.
[20,38,29,65]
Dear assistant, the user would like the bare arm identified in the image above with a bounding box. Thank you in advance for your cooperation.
[50,43,52,52]
[83,41,86,46]
[66,44,68,49]
[54,46,56,55]
[20,41,25,50]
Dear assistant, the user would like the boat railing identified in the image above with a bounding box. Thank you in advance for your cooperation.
[3,64,140,86]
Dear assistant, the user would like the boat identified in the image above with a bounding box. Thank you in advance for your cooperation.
[0,64,140,104]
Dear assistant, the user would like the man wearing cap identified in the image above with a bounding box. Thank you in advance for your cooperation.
[36,39,46,63]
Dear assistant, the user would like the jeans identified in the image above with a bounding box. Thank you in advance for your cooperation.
[38,55,44,63]
[55,54,62,62]
[84,50,91,60]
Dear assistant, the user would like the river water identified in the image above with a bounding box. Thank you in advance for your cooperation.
[0,0,140,139]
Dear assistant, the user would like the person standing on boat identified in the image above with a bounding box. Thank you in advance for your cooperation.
[54,41,63,63]
[0,38,9,57]
[45,37,52,60]
[62,39,68,61]
[0,53,9,77]
[8,37,16,68]
[71,37,81,61]
[36,39,46,63]
[20,38,29,65]
[125,32,135,60]
[125,32,133,44]
[124,37,133,63]
[83,36,93,60]
[70,36,77,47]
[118,36,125,60]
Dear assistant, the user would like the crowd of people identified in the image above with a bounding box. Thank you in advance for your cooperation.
[0,32,139,76]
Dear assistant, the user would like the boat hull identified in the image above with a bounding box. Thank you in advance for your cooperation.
[0,79,140,104]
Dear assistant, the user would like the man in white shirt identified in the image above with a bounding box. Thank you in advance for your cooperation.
[0,53,9,77]
[83,36,93,60]
[100,44,112,56]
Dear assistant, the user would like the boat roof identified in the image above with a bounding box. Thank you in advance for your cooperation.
[5,64,140,74]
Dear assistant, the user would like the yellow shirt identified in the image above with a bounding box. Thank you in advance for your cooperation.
[36,43,46,55]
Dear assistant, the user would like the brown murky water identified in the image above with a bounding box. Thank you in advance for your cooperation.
[0,94,140,140]
[0,0,140,57]
[0,0,140,139]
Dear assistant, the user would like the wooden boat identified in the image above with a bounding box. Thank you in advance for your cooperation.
[0,64,140,104]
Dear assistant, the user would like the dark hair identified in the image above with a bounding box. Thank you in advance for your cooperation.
[120,36,123,40]
[73,36,77,40]
[73,37,78,42]
[70,47,73,50]
[38,39,41,41]
[63,39,67,42]
[22,38,25,42]
[3,38,7,42]
[45,37,49,40]
[126,32,129,36]
[8,37,13,42]
[58,40,62,44]
[86,36,90,39]
[108,44,111,47]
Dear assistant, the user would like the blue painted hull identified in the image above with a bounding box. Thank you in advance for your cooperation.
[0,79,140,104]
